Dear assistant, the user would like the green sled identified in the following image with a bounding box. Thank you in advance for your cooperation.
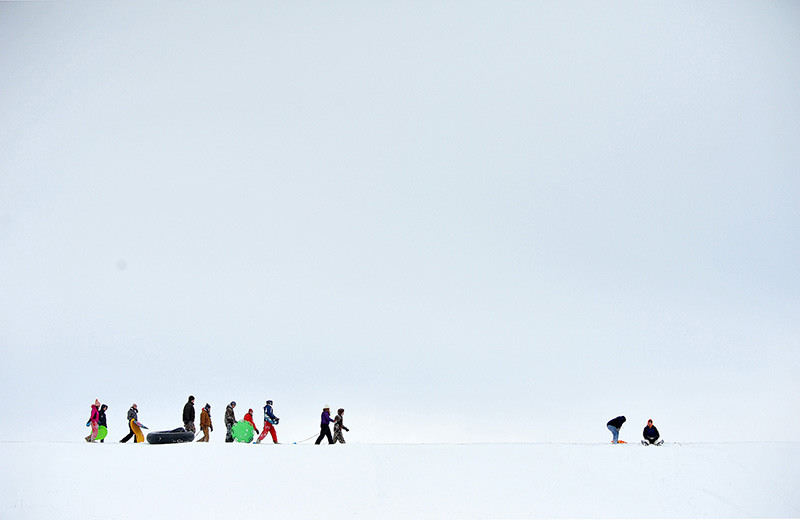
[96,425,108,441]
[231,420,254,443]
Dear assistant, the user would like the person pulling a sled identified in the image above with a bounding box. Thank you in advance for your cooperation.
[97,404,108,443]
[642,419,663,445]
[255,400,279,444]
[333,408,349,444]
[607,415,626,444]
[183,395,196,434]
[315,406,334,445]
[119,403,139,443]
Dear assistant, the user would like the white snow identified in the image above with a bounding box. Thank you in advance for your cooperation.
[2,440,798,518]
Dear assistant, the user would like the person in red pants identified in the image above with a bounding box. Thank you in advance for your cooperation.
[255,400,279,444]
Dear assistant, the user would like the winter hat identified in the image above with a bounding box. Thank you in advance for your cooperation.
[94,399,100,407]
[230,401,236,407]
[266,400,273,405]
[189,395,195,402]
[204,403,210,411]
[338,408,344,414]
[323,404,330,410]
[248,408,253,414]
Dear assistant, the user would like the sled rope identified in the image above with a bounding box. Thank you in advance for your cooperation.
[292,433,318,444]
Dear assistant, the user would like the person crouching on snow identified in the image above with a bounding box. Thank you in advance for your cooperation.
[642,419,663,445]
[333,408,349,444]
[256,400,279,444]
[244,408,260,437]
[607,415,626,444]
[85,399,100,442]
[197,404,212,442]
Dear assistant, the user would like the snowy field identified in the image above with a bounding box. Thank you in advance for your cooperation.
[2,441,798,519]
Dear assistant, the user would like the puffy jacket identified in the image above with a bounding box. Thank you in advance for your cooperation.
[89,405,99,424]
[643,425,660,441]
[244,412,259,433]
[225,405,236,426]
[98,405,108,427]
[320,410,332,426]
[127,407,138,422]
[200,408,212,429]
[264,404,279,424]
[607,416,626,429]
[183,401,195,423]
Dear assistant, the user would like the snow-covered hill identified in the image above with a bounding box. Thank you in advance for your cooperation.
[2,441,797,518]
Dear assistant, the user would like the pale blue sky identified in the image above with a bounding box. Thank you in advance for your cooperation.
[1,1,798,442]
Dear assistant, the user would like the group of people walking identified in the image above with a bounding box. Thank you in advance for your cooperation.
[606,416,664,445]
[86,397,350,445]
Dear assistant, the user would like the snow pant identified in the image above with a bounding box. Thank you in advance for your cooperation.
[197,426,210,442]
[85,421,99,442]
[184,421,196,434]
[120,425,135,443]
[257,422,278,443]
[225,423,234,442]
[644,437,659,445]
[607,425,619,443]
[315,424,334,445]
[333,426,345,444]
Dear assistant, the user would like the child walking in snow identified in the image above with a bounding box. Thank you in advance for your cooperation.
[333,408,349,444]
[98,404,108,443]
[85,399,100,442]
[197,404,213,442]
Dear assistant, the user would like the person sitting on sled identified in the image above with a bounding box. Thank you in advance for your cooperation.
[642,419,663,445]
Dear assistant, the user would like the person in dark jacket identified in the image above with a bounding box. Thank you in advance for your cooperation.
[98,404,108,443]
[607,416,626,444]
[183,395,196,434]
[315,406,334,445]
[224,401,237,443]
[119,404,139,443]
[333,408,349,444]
[255,400,279,444]
[642,419,663,445]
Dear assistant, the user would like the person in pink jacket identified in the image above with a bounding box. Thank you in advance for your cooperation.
[85,399,101,442]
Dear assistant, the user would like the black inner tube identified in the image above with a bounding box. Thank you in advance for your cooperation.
[146,427,195,444]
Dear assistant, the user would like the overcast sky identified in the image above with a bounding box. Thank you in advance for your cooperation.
[1,1,798,443]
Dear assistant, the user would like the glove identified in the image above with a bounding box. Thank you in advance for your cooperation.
[345,427,350,432]
[86,421,91,427]
[274,418,280,424]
